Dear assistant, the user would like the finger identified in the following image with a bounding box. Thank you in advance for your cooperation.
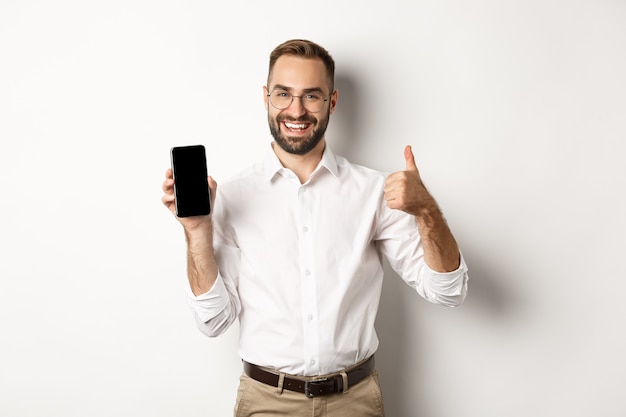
[208,176,218,207]
[162,177,174,193]
[404,145,418,172]
[162,169,174,192]
[161,193,175,209]
[207,176,218,192]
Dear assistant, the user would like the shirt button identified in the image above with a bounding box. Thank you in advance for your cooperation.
[310,359,316,366]
[307,314,313,321]
[303,226,309,232]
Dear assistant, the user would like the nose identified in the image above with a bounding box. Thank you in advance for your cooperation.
[285,96,308,117]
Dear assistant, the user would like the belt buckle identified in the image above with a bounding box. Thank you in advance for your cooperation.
[304,378,334,398]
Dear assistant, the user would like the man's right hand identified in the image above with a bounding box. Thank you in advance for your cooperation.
[161,168,218,231]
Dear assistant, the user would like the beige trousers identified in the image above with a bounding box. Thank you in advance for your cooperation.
[234,371,386,417]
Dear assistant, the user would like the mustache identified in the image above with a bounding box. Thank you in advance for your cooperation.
[278,115,317,124]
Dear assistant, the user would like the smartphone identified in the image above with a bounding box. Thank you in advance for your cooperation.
[170,145,211,217]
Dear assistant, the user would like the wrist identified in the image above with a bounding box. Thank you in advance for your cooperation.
[184,221,213,244]
[412,196,442,221]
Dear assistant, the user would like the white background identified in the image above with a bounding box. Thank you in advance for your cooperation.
[1,1,625,416]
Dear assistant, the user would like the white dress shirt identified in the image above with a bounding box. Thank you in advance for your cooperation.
[187,145,468,376]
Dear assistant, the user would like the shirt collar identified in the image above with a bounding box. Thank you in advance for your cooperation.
[263,142,339,182]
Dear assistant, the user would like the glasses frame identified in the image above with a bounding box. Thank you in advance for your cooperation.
[267,89,332,113]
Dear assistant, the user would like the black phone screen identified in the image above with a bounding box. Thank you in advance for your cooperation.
[170,145,211,217]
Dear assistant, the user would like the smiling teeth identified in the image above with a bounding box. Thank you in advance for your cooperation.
[285,123,307,129]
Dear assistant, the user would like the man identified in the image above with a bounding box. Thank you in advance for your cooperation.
[162,39,468,417]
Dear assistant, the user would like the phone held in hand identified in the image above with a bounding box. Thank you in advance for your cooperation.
[170,145,211,217]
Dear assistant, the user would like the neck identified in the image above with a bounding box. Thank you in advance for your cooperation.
[272,138,326,184]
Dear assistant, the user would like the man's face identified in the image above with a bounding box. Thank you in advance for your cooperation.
[264,55,337,155]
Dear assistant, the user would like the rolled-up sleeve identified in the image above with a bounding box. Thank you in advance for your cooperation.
[187,266,241,337]
[377,201,469,307]
[420,253,469,307]
[187,273,230,322]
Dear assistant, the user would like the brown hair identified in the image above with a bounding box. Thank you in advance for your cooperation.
[267,39,335,92]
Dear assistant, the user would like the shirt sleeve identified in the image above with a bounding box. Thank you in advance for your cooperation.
[186,268,241,337]
[187,275,229,323]
[419,253,469,307]
[376,201,469,307]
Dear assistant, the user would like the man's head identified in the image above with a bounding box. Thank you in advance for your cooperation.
[264,39,338,156]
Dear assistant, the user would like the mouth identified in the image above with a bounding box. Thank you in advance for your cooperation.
[281,120,314,135]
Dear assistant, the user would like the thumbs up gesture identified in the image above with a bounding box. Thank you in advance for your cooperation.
[384,145,433,216]
[385,145,462,272]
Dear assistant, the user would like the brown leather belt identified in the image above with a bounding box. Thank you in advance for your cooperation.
[243,356,375,398]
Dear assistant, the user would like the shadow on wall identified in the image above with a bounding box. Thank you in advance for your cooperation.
[329,71,367,165]
[459,244,523,317]
[376,250,521,415]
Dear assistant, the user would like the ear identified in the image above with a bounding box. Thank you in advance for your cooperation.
[329,89,338,115]
[263,85,270,111]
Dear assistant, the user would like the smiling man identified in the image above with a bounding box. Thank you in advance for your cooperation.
[265,54,335,158]
[162,39,469,417]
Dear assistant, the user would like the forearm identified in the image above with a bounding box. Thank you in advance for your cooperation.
[186,235,242,337]
[414,199,460,273]
[185,224,219,296]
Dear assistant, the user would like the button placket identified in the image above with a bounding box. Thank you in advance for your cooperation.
[297,184,320,375]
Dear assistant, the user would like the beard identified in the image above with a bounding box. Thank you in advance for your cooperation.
[268,109,330,156]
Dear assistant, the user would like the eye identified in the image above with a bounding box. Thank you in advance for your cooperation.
[273,90,290,98]
[304,93,322,101]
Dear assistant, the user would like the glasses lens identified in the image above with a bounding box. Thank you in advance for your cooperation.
[270,91,291,110]
[269,91,326,112]
[302,94,324,112]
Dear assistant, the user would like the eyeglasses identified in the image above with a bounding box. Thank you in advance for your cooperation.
[267,89,331,113]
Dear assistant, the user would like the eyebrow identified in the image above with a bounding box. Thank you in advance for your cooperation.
[272,84,326,94]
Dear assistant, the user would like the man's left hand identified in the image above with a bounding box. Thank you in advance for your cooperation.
[384,145,434,216]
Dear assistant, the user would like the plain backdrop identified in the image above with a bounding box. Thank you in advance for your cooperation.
[1,1,625,416]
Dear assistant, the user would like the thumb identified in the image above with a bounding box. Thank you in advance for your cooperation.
[208,175,218,194]
[404,145,418,171]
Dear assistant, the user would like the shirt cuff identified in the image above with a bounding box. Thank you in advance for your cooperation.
[187,273,230,322]
[423,253,469,303]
